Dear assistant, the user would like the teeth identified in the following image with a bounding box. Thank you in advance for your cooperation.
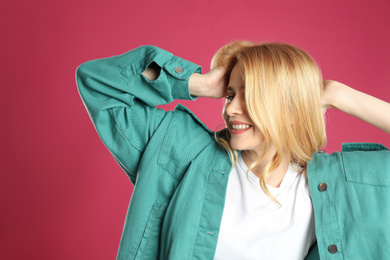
[232,124,251,130]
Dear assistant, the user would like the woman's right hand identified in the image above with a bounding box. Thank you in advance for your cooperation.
[203,67,228,99]
[189,67,227,99]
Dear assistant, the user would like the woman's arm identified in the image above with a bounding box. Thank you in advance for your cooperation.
[76,45,202,184]
[143,64,226,99]
[322,80,390,134]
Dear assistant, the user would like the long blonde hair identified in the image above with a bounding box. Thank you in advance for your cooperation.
[213,40,326,206]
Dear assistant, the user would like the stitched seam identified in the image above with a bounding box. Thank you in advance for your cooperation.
[109,108,142,153]
[191,171,210,260]
[157,111,178,180]
[342,152,390,188]
[156,164,181,182]
[121,65,129,79]
[334,154,345,259]
[142,204,162,256]
[132,204,160,260]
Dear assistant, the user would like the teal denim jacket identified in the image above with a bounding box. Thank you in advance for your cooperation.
[76,45,390,260]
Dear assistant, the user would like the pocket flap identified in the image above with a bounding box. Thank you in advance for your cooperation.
[342,147,390,187]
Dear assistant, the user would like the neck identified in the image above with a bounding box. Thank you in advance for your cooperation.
[242,149,290,188]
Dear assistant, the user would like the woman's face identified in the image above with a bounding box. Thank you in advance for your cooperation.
[223,62,267,155]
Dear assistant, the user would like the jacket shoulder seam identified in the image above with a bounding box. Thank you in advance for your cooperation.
[341,142,389,152]
[173,103,213,134]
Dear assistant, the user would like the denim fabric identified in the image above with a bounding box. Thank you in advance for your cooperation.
[76,45,390,259]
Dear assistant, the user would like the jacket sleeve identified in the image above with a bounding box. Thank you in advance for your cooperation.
[75,45,202,184]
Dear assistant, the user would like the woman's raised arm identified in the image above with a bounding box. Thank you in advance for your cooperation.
[143,61,227,99]
[76,45,202,184]
[322,80,390,134]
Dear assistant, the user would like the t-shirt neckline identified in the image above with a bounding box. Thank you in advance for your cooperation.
[237,152,297,192]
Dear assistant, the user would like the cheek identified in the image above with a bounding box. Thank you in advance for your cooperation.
[253,126,266,140]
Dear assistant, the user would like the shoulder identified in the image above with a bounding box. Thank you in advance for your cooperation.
[340,142,389,153]
[309,142,390,187]
[156,104,216,180]
[311,142,389,162]
[339,142,390,169]
[171,103,229,139]
[340,142,390,187]
[172,103,213,135]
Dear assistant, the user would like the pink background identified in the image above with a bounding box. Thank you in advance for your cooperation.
[1,0,389,259]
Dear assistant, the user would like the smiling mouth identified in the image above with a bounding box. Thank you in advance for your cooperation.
[230,125,252,134]
[231,124,251,130]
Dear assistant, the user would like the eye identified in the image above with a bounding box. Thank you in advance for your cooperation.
[225,95,234,103]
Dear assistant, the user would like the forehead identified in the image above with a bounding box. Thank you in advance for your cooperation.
[227,85,245,92]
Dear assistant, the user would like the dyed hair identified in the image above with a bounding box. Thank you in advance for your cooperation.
[212,40,327,206]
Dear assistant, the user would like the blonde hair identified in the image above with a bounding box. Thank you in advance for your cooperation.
[213,40,327,206]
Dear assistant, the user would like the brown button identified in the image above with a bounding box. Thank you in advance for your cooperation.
[319,183,328,191]
[174,66,183,73]
[328,244,338,254]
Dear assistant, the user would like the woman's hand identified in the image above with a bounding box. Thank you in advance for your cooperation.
[203,67,228,99]
[189,67,227,99]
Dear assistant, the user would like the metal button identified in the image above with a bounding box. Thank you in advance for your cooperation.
[174,66,183,73]
[319,183,328,191]
[328,244,338,254]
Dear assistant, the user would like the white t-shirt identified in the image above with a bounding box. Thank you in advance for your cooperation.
[214,153,316,260]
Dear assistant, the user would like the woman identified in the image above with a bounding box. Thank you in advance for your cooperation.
[76,41,390,259]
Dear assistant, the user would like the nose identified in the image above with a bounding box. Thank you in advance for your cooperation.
[225,96,245,116]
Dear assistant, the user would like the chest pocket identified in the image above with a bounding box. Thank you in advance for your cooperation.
[157,104,213,181]
[342,149,390,188]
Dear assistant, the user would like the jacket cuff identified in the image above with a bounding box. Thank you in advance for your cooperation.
[137,45,202,102]
[163,56,202,101]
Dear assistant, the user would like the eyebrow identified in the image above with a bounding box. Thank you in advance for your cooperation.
[227,86,245,92]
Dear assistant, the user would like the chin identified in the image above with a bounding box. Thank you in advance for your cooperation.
[229,141,247,151]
